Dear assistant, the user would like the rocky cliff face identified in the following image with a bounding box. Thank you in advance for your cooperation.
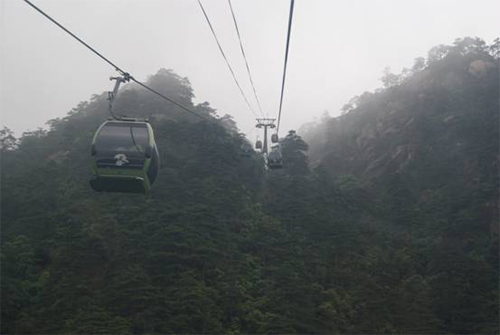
[302,38,499,235]
[304,41,498,182]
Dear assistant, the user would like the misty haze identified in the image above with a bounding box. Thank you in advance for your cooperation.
[1,0,499,334]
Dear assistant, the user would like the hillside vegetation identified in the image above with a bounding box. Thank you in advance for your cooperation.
[1,38,498,334]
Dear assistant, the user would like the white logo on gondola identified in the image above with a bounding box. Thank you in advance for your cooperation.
[114,154,129,166]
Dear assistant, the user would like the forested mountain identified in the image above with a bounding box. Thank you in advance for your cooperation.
[1,38,498,334]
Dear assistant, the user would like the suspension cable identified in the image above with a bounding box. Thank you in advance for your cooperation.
[23,0,216,124]
[227,0,265,117]
[197,0,260,119]
[24,0,126,75]
[131,79,213,121]
[276,0,295,133]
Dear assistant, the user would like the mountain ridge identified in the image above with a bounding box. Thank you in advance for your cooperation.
[1,37,498,334]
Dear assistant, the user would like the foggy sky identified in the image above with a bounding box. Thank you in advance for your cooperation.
[1,0,499,137]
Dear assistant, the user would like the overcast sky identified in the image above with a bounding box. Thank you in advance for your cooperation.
[1,0,499,137]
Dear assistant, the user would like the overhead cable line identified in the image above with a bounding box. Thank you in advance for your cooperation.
[227,0,265,117]
[276,0,295,133]
[23,0,215,124]
[130,79,213,121]
[197,0,261,119]
[23,0,126,75]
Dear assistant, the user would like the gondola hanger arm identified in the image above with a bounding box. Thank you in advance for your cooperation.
[108,72,131,120]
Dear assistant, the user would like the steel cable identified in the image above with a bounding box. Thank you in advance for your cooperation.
[276,0,295,133]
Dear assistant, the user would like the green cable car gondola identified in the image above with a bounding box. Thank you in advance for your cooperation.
[267,149,283,169]
[90,119,159,194]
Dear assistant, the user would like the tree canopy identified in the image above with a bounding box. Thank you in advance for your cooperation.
[1,38,498,334]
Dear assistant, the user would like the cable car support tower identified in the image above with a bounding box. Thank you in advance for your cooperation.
[255,118,276,154]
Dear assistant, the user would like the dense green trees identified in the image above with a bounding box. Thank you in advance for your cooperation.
[1,39,498,333]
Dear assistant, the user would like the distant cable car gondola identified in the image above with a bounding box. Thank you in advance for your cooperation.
[240,142,254,157]
[90,119,160,194]
[255,140,262,149]
[271,133,279,143]
[267,148,283,169]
